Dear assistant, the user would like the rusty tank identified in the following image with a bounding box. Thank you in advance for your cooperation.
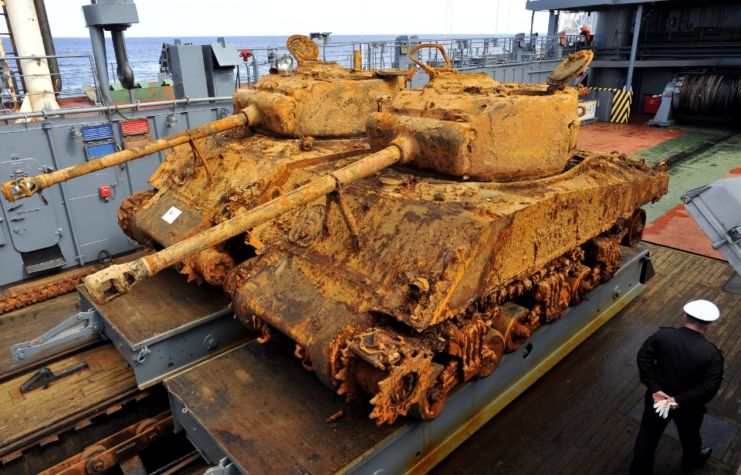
[222,47,669,424]
[0,41,669,426]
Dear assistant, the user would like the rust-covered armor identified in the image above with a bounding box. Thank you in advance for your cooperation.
[1,39,668,425]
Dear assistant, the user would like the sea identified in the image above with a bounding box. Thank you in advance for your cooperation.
[2,35,476,97]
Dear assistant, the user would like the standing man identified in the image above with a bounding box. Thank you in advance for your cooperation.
[630,300,724,474]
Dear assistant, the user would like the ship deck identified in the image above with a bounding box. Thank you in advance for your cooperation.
[2,114,741,474]
[430,114,741,474]
[431,244,741,474]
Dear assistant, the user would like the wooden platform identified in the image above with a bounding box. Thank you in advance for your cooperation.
[79,267,231,348]
[431,245,741,475]
[0,344,137,458]
[0,293,99,380]
[166,335,401,475]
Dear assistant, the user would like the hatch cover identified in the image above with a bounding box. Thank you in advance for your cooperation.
[683,176,741,274]
[287,35,319,63]
[0,158,60,254]
[547,50,593,87]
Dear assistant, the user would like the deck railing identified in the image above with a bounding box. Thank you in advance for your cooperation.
[0,53,103,113]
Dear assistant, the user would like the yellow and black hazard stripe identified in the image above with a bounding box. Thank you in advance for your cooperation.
[590,87,633,124]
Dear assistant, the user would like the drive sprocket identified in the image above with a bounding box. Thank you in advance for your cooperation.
[369,347,434,425]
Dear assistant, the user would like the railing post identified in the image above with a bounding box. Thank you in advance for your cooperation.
[252,57,259,84]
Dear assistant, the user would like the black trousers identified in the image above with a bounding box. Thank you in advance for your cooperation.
[630,393,705,474]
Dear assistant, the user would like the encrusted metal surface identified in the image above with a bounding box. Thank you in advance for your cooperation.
[76,48,669,425]
[0,269,91,315]
[229,147,667,424]
[369,45,585,182]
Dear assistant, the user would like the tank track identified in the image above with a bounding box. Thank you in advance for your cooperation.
[332,226,633,425]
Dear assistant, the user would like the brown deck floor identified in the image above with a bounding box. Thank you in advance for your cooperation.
[431,245,741,475]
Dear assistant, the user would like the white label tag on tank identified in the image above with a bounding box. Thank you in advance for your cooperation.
[162,206,182,224]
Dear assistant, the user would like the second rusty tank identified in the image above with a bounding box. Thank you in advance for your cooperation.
[71,45,667,426]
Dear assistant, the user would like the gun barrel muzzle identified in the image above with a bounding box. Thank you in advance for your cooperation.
[1,113,248,202]
[85,143,407,305]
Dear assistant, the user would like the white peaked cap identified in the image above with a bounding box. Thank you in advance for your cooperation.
[684,300,720,322]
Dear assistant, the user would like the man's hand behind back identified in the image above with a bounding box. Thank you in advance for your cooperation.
[652,391,670,404]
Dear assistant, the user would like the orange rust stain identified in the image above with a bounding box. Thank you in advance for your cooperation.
[0,269,93,315]
[643,204,726,260]
[577,115,684,156]
[50,45,670,427]
[723,164,741,178]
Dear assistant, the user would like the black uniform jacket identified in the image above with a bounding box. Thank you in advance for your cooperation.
[637,327,724,408]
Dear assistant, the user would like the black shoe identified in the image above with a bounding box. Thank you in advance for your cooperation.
[683,447,712,469]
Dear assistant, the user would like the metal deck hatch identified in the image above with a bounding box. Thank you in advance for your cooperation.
[0,158,61,254]
[683,176,741,274]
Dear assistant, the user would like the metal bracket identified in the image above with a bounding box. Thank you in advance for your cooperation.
[204,458,242,475]
[134,346,150,364]
[20,361,89,393]
[11,309,104,361]
[640,255,655,284]
[323,183,364,251]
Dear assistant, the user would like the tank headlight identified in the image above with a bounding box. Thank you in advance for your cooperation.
[276,54,294,72]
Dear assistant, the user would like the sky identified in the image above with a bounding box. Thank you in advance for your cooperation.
[45,0,552,37]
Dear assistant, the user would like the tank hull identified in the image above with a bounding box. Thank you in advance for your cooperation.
[233,148,668,424]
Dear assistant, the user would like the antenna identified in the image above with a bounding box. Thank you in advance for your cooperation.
[495,0,500,36]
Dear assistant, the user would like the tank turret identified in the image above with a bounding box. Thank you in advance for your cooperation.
[232,35,405,138]
[367,45,591,181]
[80,47,668,426]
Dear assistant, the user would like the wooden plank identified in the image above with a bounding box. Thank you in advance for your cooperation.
[0,344,136,449]
[576,418,629,475]
[166,335,400,475]
[0,251,152,379]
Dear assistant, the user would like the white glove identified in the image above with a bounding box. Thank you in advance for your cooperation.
[653,400,678,418]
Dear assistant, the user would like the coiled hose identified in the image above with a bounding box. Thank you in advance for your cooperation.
[679,74,741,119]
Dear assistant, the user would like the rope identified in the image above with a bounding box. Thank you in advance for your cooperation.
[679,74,741,120]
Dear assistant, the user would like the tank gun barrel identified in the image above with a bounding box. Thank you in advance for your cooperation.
[84,142,409,305]
[0,113,249,203]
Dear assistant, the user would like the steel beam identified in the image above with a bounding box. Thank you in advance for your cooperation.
[626,4,643,91]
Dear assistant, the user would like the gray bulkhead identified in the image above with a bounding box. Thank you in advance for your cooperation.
[0,104,230,286]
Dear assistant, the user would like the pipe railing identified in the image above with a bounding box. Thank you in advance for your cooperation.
[1,53,103,109]
[0,95,232,122]
[235,34,582,85]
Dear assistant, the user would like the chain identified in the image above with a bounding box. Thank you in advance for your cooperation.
[149,450,200,475]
